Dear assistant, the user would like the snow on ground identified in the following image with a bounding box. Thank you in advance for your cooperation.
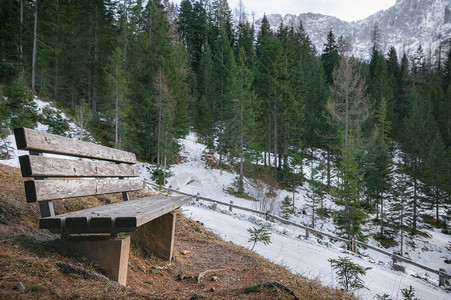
[1,97,450,299]
[0,97,94,168]
[168,132,451,300]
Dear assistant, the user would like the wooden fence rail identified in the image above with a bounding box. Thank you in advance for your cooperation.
[143,181,451,284]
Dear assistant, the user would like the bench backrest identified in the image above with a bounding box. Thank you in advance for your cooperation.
[14,127,144,218]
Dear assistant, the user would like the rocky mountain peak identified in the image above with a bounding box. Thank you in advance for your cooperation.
[254,0,451,61]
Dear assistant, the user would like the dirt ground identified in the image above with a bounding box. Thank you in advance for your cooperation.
[0,164,355,299]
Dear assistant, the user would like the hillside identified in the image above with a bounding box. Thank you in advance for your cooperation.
[0,163,355,299]
[165,132,451,300]
[0,95,450,299]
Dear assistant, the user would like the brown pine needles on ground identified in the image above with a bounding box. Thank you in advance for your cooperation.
[0,164,356,299]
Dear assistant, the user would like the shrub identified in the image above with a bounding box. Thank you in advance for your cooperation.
[248,226,272,250]
[328,256,371,291]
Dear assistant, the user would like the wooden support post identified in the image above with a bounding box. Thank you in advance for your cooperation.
[39,200,55,218]
[439,268,447,286]
[132,211,176,260]
[122,191,129,201]
[305,228,309,239]
[29,152,55,218]
[63,235,131,286]
[229,200,233,212]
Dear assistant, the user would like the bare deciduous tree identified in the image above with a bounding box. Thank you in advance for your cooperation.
[328,55,369,149]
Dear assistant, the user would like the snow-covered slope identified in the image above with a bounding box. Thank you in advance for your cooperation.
[255,0,451,60]
[169,132,451,300]
[1,97,450,299]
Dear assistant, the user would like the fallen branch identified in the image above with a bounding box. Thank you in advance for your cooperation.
[197,268,225,283]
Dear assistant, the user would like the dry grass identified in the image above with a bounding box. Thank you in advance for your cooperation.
[373,233,399,248]
[225,187,258,202]
[0,164,356,299]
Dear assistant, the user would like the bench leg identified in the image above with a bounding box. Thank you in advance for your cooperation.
[132,211,176,260]
[63,236,130,286]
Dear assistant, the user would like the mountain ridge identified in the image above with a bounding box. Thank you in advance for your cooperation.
[254,0,451,61]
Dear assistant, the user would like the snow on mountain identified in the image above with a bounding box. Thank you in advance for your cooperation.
[254,0,451,60]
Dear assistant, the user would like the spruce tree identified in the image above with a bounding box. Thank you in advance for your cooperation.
[305,155,325,228]
[195,41,214,145]
[104,47,130,150]
[254,17,283,169]
[211,26,236,167]
[401,90,429,234]
[364,128,392,235]
[423,131,448,225]
[168,43,191,137]
[224,48,258,194]
[321,31,339,85]
[388,164,412,255]
[334,145,367,242]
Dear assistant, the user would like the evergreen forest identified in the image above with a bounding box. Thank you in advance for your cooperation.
[1,0,450,244]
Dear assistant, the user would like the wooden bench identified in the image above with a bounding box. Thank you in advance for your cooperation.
[14,127,191,285]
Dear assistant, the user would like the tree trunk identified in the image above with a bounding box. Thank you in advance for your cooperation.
[273,100,278,169]
[32,0,38,94]
[157,72,162,167]
[92,5,99,114]
[20,0,24,83]
[400,195,404,256]
[380,192,384,235]
[435,187,440,225]
[238,72,244,194]
[123,0,128,72]
[327,144,331,192]
[412,158,418,235]
[54,57,59,99]
[115,64,119,149]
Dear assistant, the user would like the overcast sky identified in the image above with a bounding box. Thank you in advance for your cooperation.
[173,0,397,22]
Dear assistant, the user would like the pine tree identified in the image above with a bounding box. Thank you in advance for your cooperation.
[328,257,371,291]
[254,17,283,169]
[104,47,130,150]
[368,51,395,138]
[168,42,191,137]
[153,67,177,181]
[423,131,448,225]
[281,196,293,220]
[177,0,207,72]
[389,164,412,255]
[195,41,214,145]
[0,0,24,83]
[364,125,392,235]
[321,31,339,85]
[401,91,429,235]
[393,53,410,138]
[224,48,258,194]
[305,154,325,228]
[75,98,93,141]
[211,27,236,167]
[4,81,38,130]
[334,145,367,242]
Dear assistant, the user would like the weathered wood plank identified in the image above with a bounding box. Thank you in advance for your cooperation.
[14,127,136,163]
[38,196,192,234]
[25,178,144,202]
[19,155,139,178]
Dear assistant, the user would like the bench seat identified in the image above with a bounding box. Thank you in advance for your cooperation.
[40,196,191,234]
